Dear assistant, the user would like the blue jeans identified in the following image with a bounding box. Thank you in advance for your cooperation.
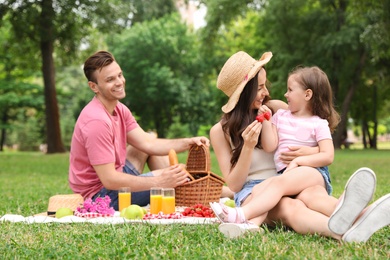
[92,160,154,210]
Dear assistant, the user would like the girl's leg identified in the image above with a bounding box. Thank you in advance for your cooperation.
[211,166,325,223]
[241,193,268,226]
[267,197,341,240]
[242,166,325,220]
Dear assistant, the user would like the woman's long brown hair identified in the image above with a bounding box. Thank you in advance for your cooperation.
[220,71,271,167]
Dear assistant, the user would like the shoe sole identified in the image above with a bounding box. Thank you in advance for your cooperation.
[218,223,260,239]
[342,194,390,242]
[328,167,376,235]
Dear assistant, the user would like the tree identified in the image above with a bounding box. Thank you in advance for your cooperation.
[201,0,390,149]
[109,14,214,137]
[0,0,132,153]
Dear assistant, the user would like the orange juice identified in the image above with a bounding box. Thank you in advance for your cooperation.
[150,195,163,214]
[162,196,175,214]
[118,192,131,211]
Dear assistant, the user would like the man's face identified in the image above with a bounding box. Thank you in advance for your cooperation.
[91,61,126,102]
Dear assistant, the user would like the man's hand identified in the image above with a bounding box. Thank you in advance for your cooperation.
[189,136,210,146]
[153,165,189,187]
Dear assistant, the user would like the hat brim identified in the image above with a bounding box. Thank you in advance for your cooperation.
[222,52,273,113]
[34,194,84,217]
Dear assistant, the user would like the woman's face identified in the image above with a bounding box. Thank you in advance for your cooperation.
[251,68,269,110]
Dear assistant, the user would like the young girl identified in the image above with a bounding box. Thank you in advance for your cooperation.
[211,66,341,224]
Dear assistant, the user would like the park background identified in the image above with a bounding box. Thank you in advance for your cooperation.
[0,0,389,153]
[1,0,389,259]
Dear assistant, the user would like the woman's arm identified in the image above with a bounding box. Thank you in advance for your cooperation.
[210,121,260,192]
[279,146,320,164]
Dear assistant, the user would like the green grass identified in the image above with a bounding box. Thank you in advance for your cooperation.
[1,150,390,259]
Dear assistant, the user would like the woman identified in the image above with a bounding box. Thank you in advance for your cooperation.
[211,51,390,241]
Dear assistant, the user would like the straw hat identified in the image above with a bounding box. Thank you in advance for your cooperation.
[35,194,84,217]
[217,51,273,113]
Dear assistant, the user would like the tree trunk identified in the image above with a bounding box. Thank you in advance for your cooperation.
[0,111,7,152]
[371,85,377,149]
[40,0,65,153]
[333,51,367,149]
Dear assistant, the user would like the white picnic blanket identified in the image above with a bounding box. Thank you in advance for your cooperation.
[0,212,219,225]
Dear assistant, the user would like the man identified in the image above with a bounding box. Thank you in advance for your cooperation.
[69,51,209,210]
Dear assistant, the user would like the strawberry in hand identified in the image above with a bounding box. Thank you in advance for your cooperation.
[256,111,271,123]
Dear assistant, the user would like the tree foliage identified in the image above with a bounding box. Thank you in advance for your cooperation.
[109,13,215,137]
[0,0,132,153]
[201,0,390,149]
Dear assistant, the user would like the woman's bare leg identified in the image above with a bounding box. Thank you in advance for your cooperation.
[296,185,338,216]
[267,197,341,240]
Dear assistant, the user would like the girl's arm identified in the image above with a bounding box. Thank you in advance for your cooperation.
[258,105,278,152]
[285,139,334,172]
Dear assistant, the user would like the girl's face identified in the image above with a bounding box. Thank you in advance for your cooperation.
[251,68,269,110]
[284,75,309,114]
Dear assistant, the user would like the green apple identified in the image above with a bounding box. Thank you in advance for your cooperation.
[55,207,74,218]
[123,204,145,220]
[120,208,126,217]
[224,199,236,208]
[142,207,147,214]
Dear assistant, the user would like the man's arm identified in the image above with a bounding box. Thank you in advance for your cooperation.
[126,127,209,155]
[93,162,189,191]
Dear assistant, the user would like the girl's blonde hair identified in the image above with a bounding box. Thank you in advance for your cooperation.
[288,66,340,132]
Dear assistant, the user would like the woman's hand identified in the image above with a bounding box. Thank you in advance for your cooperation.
[285,159,299,172]
[241,120,262,148]
[279,146,319,164]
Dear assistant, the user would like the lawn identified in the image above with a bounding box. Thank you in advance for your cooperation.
[0,149,389,259]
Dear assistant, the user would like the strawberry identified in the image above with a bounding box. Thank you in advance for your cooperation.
[263,111,271,120]
[256,114,264,123]
[256,111,271,122]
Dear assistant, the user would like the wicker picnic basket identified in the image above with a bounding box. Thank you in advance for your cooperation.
[175,144,225,207]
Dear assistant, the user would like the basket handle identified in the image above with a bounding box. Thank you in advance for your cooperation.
[168,149,195,181]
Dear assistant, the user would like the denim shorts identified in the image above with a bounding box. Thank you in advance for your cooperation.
[315,166,333,195]
[234,166,332,207]
[234,179,265,207]
[92,160,154,210]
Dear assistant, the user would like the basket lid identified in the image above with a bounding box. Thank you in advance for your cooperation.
[186,144,210,172]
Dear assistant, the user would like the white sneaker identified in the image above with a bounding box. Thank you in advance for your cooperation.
[342,194,390,243]
[218,222,262,239]
[328,167,376,235]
